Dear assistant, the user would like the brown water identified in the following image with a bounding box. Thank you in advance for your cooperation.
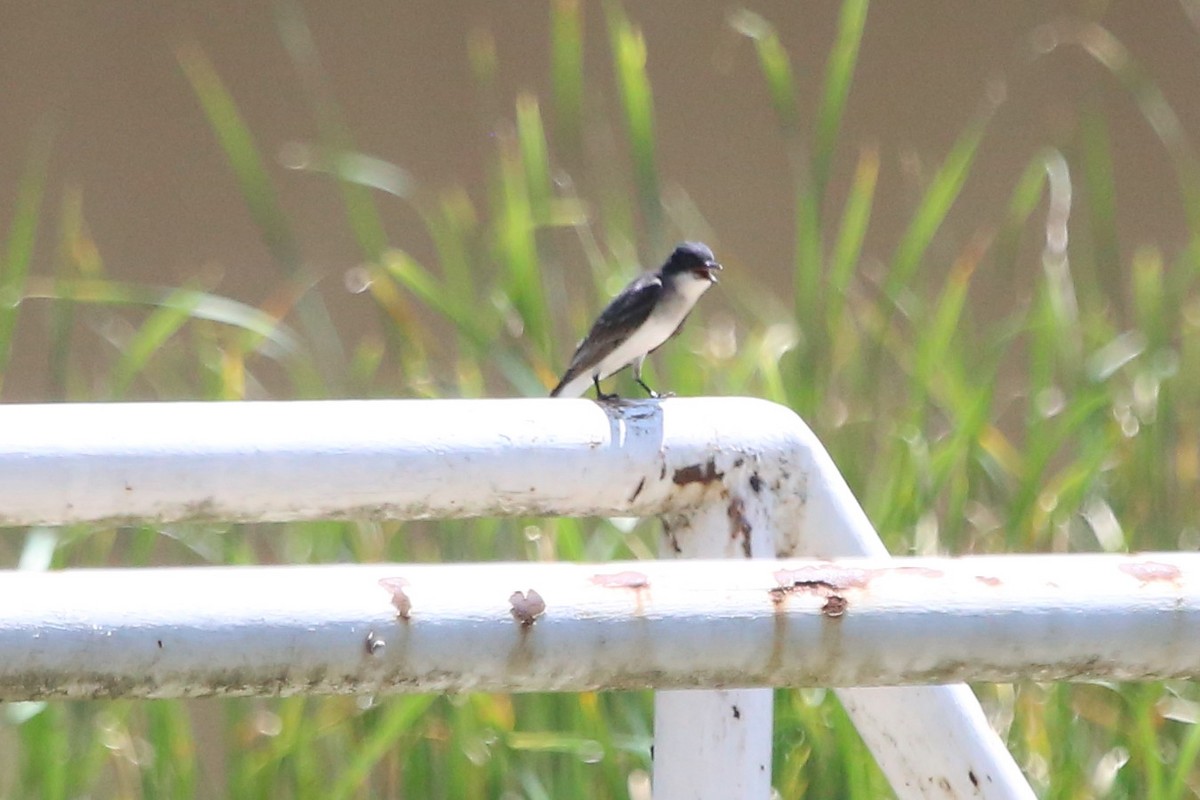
[2,2,1197,397]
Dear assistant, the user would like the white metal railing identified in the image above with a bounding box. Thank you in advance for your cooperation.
[3,555,1195,695]
[5,397,1163,797]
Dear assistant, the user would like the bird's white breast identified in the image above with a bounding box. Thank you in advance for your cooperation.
[592,271,713,381]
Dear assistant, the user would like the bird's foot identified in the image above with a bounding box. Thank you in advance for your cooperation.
[592,378,621,403]
[636,379,672,400]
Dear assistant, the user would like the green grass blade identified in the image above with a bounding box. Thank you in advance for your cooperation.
[110,287,202,398]
[727,9,799,136]
[551,0,585,160]
[827,145,880,334]
[1063,22,1200,245]
[176,43,300,272]
[275,1,391,264]
[494,133,552,355]
[992,151,1049,285]
[329,696,438,799]
[517,93,554,222]
[605,1,662,249]
[176,41,346,385]
[0,133,52,396]
[886,117,987,299]
[1078,106,1121,310]
[727,10,821,332]
[23,277,304,358]
[913,234,982,397]
[813,0,869,198]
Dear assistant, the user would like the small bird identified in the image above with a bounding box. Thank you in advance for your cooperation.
[550,242,722,400]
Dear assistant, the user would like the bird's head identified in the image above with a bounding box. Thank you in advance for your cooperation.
[664,241,722,283]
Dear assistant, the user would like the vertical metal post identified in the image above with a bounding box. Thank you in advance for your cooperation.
[652,466,777,798]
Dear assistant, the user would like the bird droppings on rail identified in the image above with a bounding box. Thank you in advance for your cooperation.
[364,630,385,656]
[509,589,545,627]
[672,459,723,486]
[1120,560,1182,584]
[378,577,412,620]
[727,496,753,558]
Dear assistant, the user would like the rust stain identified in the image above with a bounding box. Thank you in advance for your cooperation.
[509,589,546,627]
[821,595,848,617]
[727,496,753,558]
[591,571,650,589]
[672,459,723,486]
[975,575,1001,587]
[628,477,646,503]
[773,566,870,593]
[770,565,867,618]
[1119,560,1182,584]
[378,577,412,620]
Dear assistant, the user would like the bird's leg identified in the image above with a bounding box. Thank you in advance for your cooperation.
[633,360,672,399]
[592,376,619,402]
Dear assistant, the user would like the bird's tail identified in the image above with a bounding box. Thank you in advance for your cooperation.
[549,370,588,398]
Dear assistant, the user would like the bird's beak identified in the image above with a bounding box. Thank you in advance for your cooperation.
[700,260,723,283]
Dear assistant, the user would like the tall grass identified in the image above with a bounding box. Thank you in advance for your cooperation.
[1,1,1199,797]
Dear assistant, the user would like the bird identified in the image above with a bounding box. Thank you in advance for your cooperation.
[550,242,722,400]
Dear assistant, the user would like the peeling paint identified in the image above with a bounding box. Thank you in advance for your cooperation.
[590,571,650,590]
[770,566,863,618]
[773,565,870,593]
[727,496,753,559]
[672,459,723,486]
[1120,560,1182,584]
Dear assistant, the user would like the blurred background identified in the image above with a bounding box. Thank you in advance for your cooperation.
[3,2,1199,399]
[3,1,1200,797]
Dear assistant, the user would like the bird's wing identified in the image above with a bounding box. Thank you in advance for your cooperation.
[557,273,663,382]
